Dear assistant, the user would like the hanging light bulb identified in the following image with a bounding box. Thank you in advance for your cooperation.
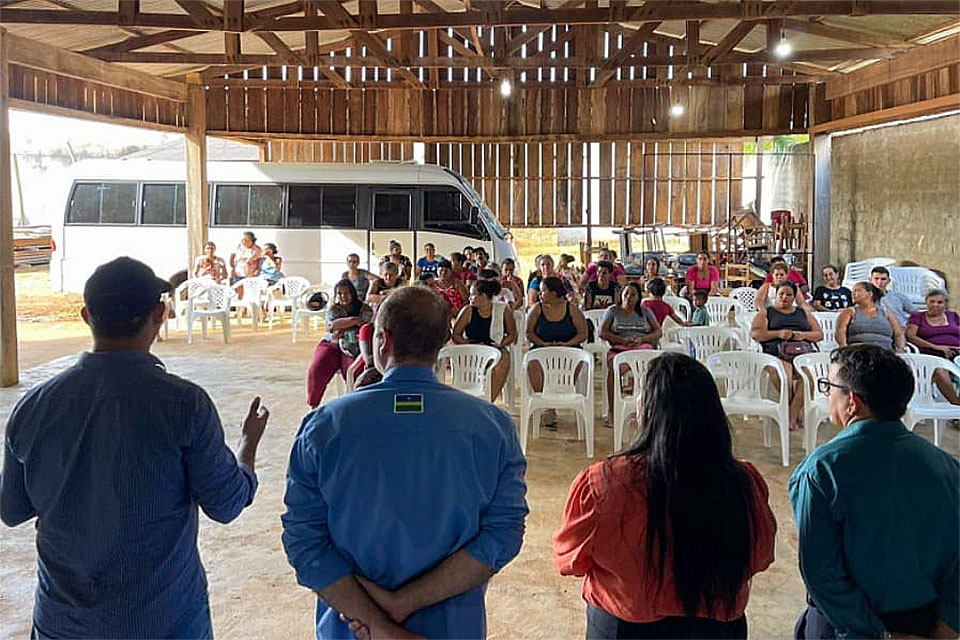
[669,103,685,118]
[775,39,792,58]
[500,78,512,98]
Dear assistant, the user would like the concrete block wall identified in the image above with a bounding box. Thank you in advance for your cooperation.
[830,113,960,292]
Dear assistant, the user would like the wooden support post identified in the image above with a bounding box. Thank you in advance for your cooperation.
[0,28,18,387]
[812,133,831,277]
[185,74,208,273]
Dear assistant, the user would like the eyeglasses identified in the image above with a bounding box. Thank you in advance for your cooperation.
[817,378,850,395]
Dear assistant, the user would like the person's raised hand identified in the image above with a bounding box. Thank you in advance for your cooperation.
[241,396,269,444]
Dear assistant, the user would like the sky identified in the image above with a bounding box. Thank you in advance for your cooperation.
[9,109,179,155]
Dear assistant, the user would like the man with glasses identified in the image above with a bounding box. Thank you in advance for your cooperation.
[342,253,373,301]
[790,344,958,639]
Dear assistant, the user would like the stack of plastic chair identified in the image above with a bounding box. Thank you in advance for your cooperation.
[793,352,833,453]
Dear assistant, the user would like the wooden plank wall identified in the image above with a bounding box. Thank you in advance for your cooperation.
[828,62,959,120]
[268,138,747,228]
[206,80,808,140]
[6,63,186,129]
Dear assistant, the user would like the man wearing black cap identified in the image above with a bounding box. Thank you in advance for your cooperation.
[1,257,269,639]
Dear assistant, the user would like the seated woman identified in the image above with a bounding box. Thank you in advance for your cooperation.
[500,258,525,298]
[684,251,720,298]
[751,281,823,431]
[526,276,589,430]
[601,282,662,419]
[554,353,777,640]
[583,261,621,311]
[452,279,518,401]
[230,231,262,283]
[365,262,402,308]
[639,256,665,294]
[836,281,905,352]
[435,259,469,317]
[306,280,373,408]
[906,288,959,405]
[193,241,228,282]
[480,268,522,310]
[528,254,574,307]
[755,263,790,311]
[811,264,852,311]
[259,243,284,285]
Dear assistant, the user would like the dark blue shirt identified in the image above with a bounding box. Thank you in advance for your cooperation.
[281,365,528,639]
[1,350,258,638]
[789,419,959,638]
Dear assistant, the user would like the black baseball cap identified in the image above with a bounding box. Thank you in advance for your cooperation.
[84,257,172,322]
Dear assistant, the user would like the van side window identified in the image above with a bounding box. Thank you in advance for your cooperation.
[373,192,411,230]
[423,189,484,240]
[288,186,322,227]
[322,186,356,227]
[67,182,137,225]
[287,185,356,228]
[142,184,186,225]
[214,184,283,226]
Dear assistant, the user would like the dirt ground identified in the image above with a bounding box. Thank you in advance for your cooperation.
[2,268,957,639]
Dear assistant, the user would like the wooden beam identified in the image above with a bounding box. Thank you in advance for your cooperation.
[826,34,960,99]
[0,28,18,387]
[223,0,244,32]
[810,92,960,133]
[8,98,185,132]
[686,20,701,64]
[82,30,205,55]
[3,2,959,30]
[185,74,208,273]
[783,18,911,48]
[225,33,241,62]
[593,21,662,86]
[173,0,222,30]
[118,0,139,26]
[5,32,187,101]
[304,0,319,65]
[701,20,757,66]
[254,31,349,88]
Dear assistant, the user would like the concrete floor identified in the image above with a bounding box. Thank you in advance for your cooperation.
[2,322,957,639]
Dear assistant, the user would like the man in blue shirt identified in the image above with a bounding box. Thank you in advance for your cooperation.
[790,344,958,639]
[870,266,915,328]
[282,285,528,639]
[1,257,269,639]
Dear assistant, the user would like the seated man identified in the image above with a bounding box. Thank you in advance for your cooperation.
[790,344,958,639]
[870,265,916,328]
[281,286,528,639]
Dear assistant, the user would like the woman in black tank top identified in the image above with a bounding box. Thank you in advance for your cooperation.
[452,279,518,401]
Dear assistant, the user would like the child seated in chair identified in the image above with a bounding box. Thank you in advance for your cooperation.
[260,243,284,284]
[690,290,711,326]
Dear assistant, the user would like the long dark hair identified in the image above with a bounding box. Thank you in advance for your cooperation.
[617,353,756,617]
[334,278,363,317]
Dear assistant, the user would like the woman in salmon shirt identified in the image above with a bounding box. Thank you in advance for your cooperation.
[684,251,721,297]
[553,352,776,639]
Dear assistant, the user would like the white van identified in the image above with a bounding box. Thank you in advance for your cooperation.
[51,160,515,292]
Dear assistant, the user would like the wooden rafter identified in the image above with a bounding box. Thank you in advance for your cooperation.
[82,30,205,55]
[783,18,912,48]
[172,0,222,30]
[254,31,349,88]
[593,21,662,86]
[3,3,958,31]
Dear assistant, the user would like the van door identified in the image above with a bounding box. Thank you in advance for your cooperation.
[418,187,491,264]
[369,189,416,280]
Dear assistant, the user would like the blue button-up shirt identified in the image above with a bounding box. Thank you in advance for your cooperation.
[282,365,528,639]
[789,419,959,638]
[1,350,258,638]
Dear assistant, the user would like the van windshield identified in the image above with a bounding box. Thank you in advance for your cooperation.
[446,170,506,239]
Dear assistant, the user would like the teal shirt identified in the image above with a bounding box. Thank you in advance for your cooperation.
[691,306,711,326]
[789,419,959,638]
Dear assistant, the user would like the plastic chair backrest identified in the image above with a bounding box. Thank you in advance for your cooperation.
[888,267,946,305]
[525,347,592,395]
[233,277,268,301]
[201,284,233,311]
[611,350,661,398]
[583,309,608,345]
[705,296,745,327]
[793,352,833,404]
[730,287,758,310]
[438,344,501,392]
[708,351,787,402]
[178,277,213,300]
[841,258,895,289]
[276,276,311,300]
[298,284,329,308]
[901,354,960,403]
[663,296,691,321]
[676,326,742,361]
[812,312,840,349]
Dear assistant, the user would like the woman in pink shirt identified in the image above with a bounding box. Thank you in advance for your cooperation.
[685,251,720,297]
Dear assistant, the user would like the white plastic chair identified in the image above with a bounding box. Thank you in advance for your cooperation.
[267,276,311,328]
[888,266,946,307]
[436,344,502,401]
[504,309,527,408]
[729,287,758,311]
[708,351,791,466]
[174,277,214,330]
[674,326,744,363]
[664,296,691,322]
[611,350,661,453]
[841,258,896,289]
[706,296,746,328]
[230,277,269,329]
[292,285,330,343]
[900,354,960,447]
[520,347,595,457]
[583,308,611,418]
[812,311,840,351]
[794,352,833,453]
[187,283,232,344]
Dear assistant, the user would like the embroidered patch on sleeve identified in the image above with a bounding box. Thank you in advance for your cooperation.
[394,394,424,413]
